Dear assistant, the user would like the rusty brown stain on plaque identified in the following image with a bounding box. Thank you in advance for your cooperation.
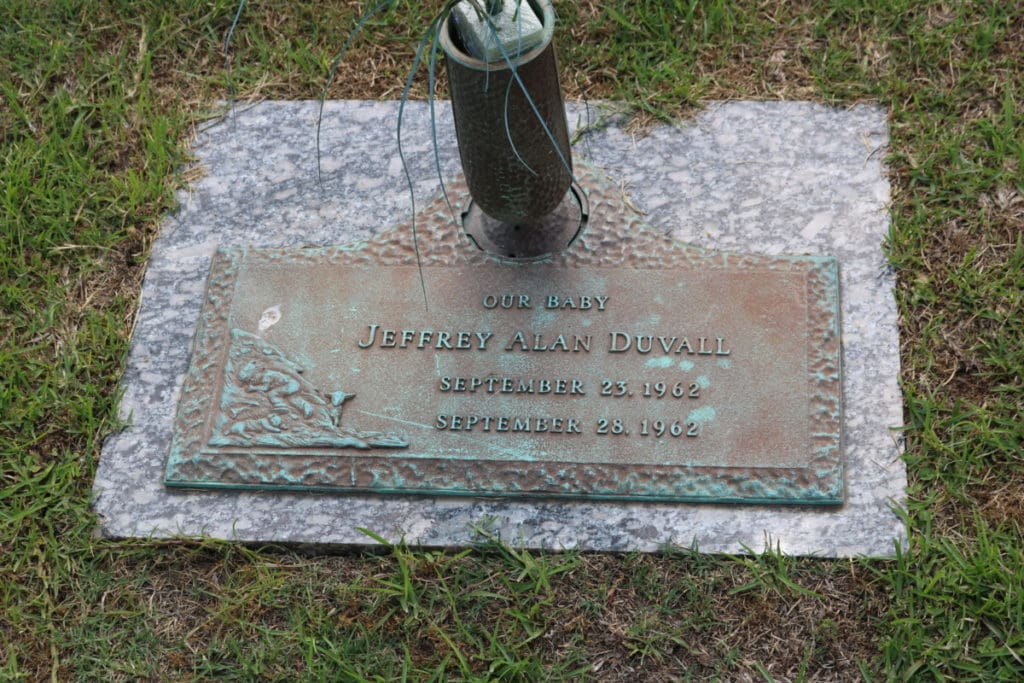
[165,164,843,504]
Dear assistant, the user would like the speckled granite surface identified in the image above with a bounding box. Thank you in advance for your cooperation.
[93,100,906,556]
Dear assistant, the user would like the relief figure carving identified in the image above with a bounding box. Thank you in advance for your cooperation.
[209,328,407,449]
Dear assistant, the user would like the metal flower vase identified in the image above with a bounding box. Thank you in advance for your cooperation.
[441,0,584,258]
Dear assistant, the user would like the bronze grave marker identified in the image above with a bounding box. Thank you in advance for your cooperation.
[166,166,843,504]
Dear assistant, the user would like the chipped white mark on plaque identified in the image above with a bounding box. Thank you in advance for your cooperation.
[258,304,281,333]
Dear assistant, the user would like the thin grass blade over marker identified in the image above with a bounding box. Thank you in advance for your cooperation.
[223,0,247,108]
[476,4,575,184]
[503,75,538,177]
[504,1,538,176]
[428,14,458,226]
[396,9,453,311]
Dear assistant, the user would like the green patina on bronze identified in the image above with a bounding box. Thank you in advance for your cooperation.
[164,164,845,505]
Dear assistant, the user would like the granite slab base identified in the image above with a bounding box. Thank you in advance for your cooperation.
[93,100,906,556]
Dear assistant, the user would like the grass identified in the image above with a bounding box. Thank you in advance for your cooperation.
[2,0,1022,679]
